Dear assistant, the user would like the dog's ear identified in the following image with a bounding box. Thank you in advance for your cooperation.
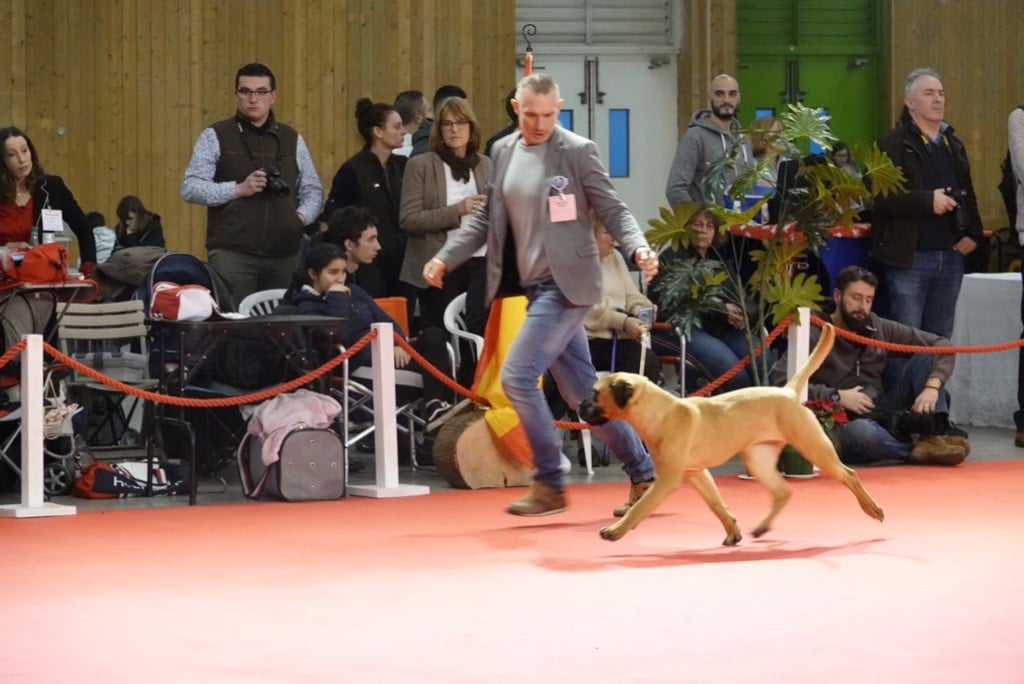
[611,378,634,409]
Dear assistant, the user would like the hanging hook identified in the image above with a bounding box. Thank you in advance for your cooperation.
[521,24,537,75]
[521,23,537,52]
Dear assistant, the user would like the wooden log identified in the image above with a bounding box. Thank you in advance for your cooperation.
[433,409,533,489]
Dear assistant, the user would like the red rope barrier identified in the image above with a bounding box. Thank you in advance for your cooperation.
[5,310,1017,435]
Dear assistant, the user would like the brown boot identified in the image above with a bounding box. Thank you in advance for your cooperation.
[506,481,567,516]
[613,478,654,517]
[909,435,967,467]
[944,435,971,456]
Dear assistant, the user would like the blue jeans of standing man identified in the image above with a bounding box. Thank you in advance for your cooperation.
[502,280,656,492]
[839,353,950,464]
[884,249,964,338]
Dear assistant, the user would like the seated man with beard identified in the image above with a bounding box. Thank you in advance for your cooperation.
[769,265,969,466]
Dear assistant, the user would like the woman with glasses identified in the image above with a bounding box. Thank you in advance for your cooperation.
[0,126,97,276]
[319,98,408,302]
[398,97,490,336]
[113,195,166,250]
[652,206,761,393]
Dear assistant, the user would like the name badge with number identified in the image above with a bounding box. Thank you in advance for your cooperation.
[42,209,63,234]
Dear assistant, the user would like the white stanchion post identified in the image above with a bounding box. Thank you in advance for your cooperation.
[678,334,687,396]
[345,323,429,498]
[0,334,76,518]
[787,307,811,403]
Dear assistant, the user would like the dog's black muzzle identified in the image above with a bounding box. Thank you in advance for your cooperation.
[577,397,608,425]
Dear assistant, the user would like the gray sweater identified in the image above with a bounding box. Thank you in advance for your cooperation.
[665,110,752,207]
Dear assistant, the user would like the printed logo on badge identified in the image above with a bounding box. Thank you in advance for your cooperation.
[548,194,577,222]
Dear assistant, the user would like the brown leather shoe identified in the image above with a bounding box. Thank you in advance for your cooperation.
[506,481,567,516]
[613,478,654,517]
[909,435,967,467]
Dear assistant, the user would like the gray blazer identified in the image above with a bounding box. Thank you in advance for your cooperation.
[398,151,491,288]
[434,126,650,307]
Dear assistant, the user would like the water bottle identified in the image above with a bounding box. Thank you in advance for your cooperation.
[29,225,39,246]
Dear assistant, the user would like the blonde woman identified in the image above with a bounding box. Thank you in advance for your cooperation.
[399,97,490,334]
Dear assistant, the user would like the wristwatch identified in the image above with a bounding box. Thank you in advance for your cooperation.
[829,390,841,402]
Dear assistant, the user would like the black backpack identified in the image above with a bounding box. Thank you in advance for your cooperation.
[998,105,1024,227]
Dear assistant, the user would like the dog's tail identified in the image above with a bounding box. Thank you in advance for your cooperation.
[785,323,836,394]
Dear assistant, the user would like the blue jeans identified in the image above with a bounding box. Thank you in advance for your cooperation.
[685,327,758,393]
[884,249,964,338]
[502,281,655,491]
[839,353,948,464]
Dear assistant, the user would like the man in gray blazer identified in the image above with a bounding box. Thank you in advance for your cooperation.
[423,73,659,517]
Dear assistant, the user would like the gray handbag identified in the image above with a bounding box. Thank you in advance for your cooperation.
[238,428,345,501]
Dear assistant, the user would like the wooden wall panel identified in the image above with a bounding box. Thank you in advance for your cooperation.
[1,0,516,262]
[883,0,1024,231]
[677,0,738,131]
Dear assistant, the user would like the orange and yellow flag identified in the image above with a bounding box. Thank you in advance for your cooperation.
[472,296,533,467]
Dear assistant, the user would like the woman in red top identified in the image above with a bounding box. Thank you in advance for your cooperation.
[0,127,97,275]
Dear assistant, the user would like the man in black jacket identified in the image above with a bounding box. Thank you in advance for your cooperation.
[871,68,983,339]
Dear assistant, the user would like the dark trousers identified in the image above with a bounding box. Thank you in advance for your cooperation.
[1016,270,1024,431]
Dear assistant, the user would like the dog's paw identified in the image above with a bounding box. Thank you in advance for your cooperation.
[722,531,742,546]
[751,523,769,538]
[599,526,624,541]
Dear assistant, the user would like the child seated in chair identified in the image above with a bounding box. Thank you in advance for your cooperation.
[282,243,454,424]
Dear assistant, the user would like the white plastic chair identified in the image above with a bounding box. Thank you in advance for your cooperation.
[238,288,287,316]
[442,292,483,369]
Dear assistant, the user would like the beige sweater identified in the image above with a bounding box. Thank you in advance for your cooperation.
[584,250,654,340]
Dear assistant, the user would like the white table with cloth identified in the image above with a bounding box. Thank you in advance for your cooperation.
[947,272,1022,428]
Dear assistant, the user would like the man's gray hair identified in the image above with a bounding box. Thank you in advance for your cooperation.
[515,73,560,102]
[904,68,941,98]
[394,90,427,125]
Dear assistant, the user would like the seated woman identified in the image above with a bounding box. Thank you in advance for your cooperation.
[114,195,166,249]
[544,219,662,424]
[0,126,97,275]
[653,206,760,394]
[584,218,662,383]
[282,242,453,425]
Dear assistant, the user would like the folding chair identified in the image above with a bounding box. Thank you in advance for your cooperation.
[332,297,456,470]
[0,289,79,496]
[57,301,158,458]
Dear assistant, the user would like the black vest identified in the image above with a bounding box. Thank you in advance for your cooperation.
[208,114,303,257]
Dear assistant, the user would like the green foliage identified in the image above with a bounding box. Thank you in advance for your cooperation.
[649,102,905,385]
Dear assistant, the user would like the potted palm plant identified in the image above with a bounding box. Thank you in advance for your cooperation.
[647,103,906,387]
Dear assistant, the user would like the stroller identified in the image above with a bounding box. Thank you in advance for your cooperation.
[135,252,243,479]
[0,290,83,496]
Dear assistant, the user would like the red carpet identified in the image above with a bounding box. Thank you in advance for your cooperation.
[3,462,1023,683]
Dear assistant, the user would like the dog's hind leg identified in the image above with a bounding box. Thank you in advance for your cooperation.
[685,469,743,545]
[786,431,885,523]
[600,472,682,541]
[739,442,790,538]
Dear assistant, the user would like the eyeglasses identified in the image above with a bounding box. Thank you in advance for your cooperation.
[236,88,274,99]
[439,120,469,130]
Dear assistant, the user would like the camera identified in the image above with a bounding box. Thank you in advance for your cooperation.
[949,188,970,238]
[262,167,290,197]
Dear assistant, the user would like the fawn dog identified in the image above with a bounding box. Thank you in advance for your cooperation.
[577,324,884,545]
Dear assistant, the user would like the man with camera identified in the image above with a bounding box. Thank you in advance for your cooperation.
[871,67,983,339]
[770,266,969,467]
[182,62,323,301]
